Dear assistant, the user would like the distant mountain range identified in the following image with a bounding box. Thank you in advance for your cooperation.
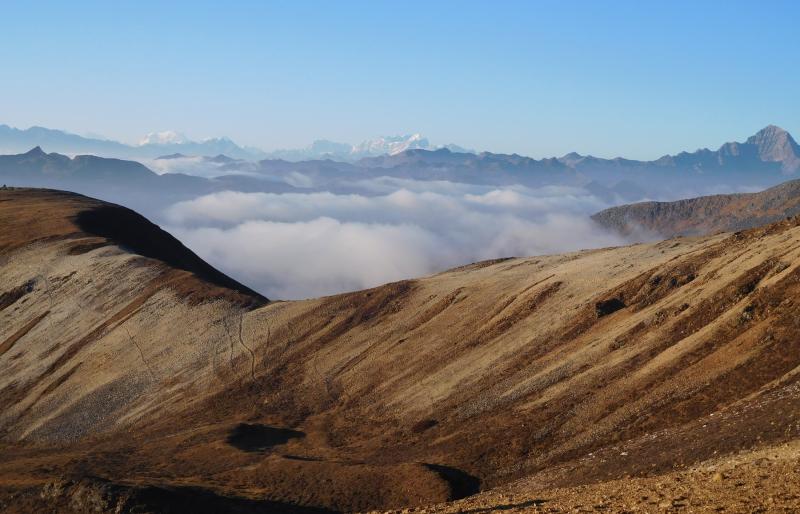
[263,134,473,161]
[0,124,472,163]
[255,125,800,195]
[559,125,800,186]
[0,124,267,160]
[0,146,296,215]
[2,123,797,184]
[1,125,799,215]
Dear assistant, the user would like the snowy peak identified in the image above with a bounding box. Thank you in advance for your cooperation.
[133,132,263,160]
[138,131,189,146]
[263,134,474,161]
[352,133,431,156]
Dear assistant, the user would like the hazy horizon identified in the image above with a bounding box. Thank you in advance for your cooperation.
[2,122,799,163]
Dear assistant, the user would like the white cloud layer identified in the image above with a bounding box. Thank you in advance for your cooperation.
[164,181,628,299]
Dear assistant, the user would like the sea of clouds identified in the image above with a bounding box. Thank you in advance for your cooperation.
[162,179,629,299]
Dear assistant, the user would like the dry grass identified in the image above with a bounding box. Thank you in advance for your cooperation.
[2,188,800,512]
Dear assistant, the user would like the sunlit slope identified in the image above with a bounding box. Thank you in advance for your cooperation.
[592,177,800,237]
[2,188,800,512]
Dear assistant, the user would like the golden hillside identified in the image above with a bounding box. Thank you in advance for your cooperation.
[2,188,800,513]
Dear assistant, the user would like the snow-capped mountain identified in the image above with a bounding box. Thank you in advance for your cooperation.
[264,134,474,161]
[352,134,431,156]
[138,131,189,146]
[0,124,266,160]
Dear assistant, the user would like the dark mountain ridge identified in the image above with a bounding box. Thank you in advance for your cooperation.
[0,147,298,214]
[564,125,800,182]
[592,178,800,237]
[0,146,156,181]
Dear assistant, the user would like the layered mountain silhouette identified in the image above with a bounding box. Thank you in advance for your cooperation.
[0,124,474,163]
[2,124,797,181]
[2,125,798,227]
[0,147,298,213]
[563,125,800,175]
[260,125,800,196]
[0,125,265,160]
[3,188,800,512]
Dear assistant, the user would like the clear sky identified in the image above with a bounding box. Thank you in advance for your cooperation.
[1,0,798,159]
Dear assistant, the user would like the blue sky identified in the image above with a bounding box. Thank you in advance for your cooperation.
[1,0,798,159]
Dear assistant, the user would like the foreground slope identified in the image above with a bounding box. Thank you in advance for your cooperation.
[2,188,800,512]
[413,440,800,513]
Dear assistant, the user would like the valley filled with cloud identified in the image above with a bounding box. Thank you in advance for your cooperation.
[163,181,628,299]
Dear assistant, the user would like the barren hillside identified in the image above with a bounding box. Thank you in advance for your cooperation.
[592,178,800,238]
[2,188,800,512]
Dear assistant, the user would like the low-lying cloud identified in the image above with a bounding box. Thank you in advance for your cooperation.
[163,181,628,299]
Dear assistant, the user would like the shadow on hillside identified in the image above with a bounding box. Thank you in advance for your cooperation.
[121,483,335,514]
[226,423,305,453]
[40,477,336,514]
[423,463,481,500]
[75,205,266,304]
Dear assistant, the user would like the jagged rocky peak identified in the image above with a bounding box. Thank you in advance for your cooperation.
[746,125,800,171]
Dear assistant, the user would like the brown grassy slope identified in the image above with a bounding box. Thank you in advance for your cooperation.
[2,188,800,512]
[592,178,800,237]
[407,439,800,513]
